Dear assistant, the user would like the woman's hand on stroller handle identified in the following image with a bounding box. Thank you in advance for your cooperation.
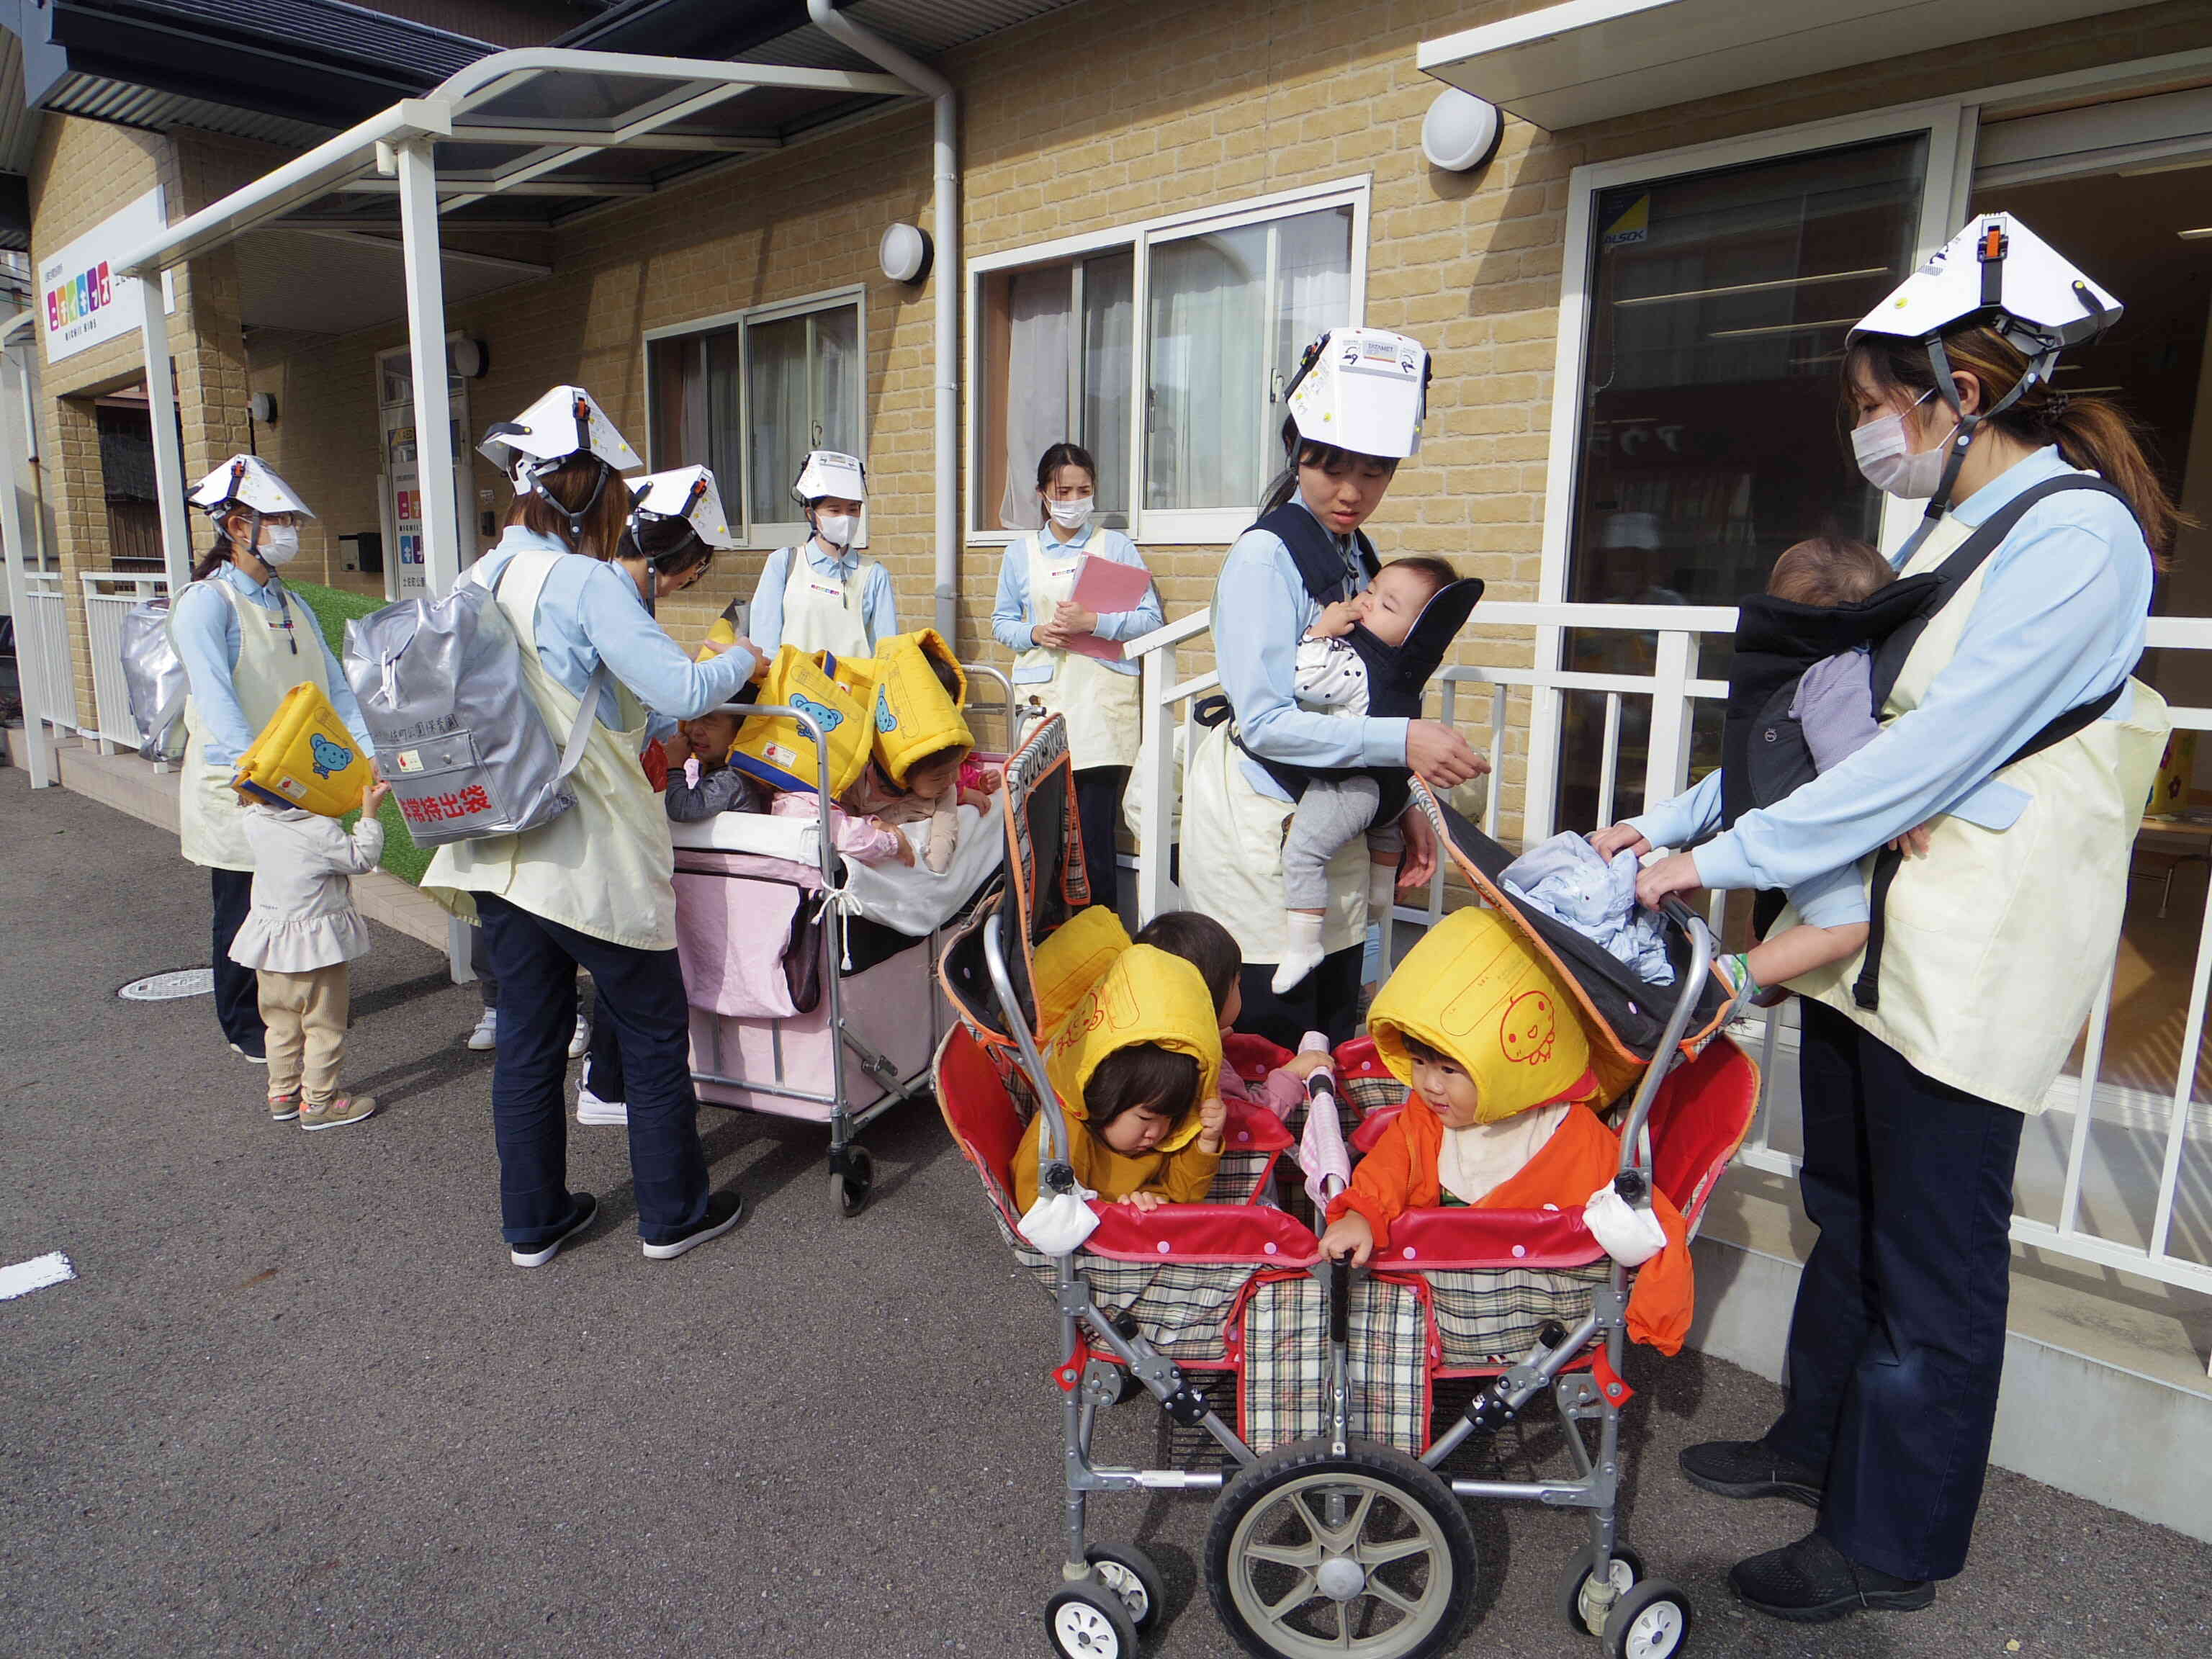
[1635,849,1702,911]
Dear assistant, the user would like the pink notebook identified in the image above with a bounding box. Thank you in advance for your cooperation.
[1072,554,1154,614]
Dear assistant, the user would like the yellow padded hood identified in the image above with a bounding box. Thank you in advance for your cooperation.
[729,645,873,798]
[1032,904,1133,1046]
[1044,941,1222,1148]
[1367,906,1600,1125]
[232,680,373,817]
[868,629,974,788]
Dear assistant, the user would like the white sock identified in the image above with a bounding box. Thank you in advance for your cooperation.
[1272,912,1327,997]
[1368,865,1398,912]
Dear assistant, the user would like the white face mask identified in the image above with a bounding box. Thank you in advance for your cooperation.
[1046,494,1095,530]
[814,513,858,549]
[1851,391,1960,500]
[254,523,302,567]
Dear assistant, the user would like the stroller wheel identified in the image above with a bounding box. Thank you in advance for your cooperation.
[1601,1579,1693,1659]
[1205,1438,1477,1659]
[831,1144,875,1216]
[1044,1578,1138,1658]
[1558,1544,1645,1636]
[1085,1542,1165,1632]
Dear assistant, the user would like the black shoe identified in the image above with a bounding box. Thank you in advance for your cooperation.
[1730,1531,1934,1623]
[229,1039,268,1066]
[1679,1437,1825,1507]
[642,1190,745,1260]
[509,1193,598,1269]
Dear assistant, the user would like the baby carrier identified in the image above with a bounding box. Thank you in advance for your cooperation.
[1194,502,1485,820]
[1716,475,2136,1008]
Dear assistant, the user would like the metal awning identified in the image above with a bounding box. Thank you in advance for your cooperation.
[1416,0,2150,132]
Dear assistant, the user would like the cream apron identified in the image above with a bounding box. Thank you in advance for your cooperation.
[423,549,678,951]
[175,577,328,872]
[1016,534,1141,771]
[778,544,873,660]
[1786,510,2170,1113]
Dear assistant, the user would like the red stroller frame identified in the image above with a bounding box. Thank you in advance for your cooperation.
[936,724,1757,1659]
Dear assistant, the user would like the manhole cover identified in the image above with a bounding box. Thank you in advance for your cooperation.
[119,968,215,1002]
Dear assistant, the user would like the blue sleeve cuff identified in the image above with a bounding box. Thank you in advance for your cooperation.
[1689,837,1755,892]
[1359,718,1410,768]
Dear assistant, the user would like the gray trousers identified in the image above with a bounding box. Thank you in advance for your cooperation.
[1282,775,1404,909]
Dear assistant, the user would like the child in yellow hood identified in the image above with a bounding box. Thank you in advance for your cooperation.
[1317,907,1696,1356]
[1010,938,1228,1215]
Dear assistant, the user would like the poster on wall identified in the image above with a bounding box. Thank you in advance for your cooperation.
[39,189,178,365]
[387,424,425,597]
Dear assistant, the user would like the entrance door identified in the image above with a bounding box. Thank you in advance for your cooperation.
[375,343,472,601]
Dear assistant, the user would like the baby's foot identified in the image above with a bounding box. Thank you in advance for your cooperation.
[1271,912,1327,997]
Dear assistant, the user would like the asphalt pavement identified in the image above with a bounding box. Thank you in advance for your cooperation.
[3,767,2207,1658]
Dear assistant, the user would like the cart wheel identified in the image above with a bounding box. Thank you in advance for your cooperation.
[1601,1579,1693,1659]
[1085,1542,1165,1633]
[1557,1545,1645,1636]
[1205,1438,1477,1659]
[1044,1578,1138,1658]
[832,1144,874,1217]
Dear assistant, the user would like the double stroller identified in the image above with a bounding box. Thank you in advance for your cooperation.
[935,716,1757,1658]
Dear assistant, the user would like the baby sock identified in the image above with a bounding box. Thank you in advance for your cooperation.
[1367,863,1399,912]
[1272,912,1327,997]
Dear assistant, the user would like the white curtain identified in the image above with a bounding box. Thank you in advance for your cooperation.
[814,305,862,457]
[1079,251,1133,518]
[747,315,808,526]
[1145,224,1267,512]
[1272,206,1353,412]
[998,269,1071,530]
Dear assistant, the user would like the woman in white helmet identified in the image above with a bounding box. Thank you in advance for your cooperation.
[745,449,895,658]
[1642,217,2175,1622]
[426,390,760,1269]
[171,454,377,1067]
[1181,329,1487,1048]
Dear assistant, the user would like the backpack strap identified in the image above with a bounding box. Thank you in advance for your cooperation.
[491,550,614,788]
[1254,502,1377,606]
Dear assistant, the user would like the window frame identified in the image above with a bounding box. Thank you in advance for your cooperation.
[966,175,1371,547]
[641,282,869,552]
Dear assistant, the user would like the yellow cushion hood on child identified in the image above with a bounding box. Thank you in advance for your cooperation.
[729,644,874,797]
[1044,941,1223,1151]
[868,629,974,789]
[1367,906,1601,1124]
[1032,904,1133,1046]
[230,680,374,817]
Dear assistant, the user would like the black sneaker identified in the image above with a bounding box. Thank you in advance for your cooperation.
[509,1193,598,1269]
[1730,1530,1934,1622]
[641,1190,745,1260]
[229,1040,268,1066]
[1679,1437,1825,1507]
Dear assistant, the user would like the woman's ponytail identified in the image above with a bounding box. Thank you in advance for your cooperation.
[2039,394,2187,562]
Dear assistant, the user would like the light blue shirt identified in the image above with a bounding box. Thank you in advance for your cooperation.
[991,523,1163,680]
[171,564,375,766]
[1629,773,1866,929]
[748,540,898,656]
[474,527,758,734]
[1213,497,1408,802]
[1693,446,2153,896]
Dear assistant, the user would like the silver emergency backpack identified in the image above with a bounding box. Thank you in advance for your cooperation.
[120,595,189,763]
[342,562,606,846]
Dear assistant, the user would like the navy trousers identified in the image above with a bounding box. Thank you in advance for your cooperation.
[1073,765,1130,919]
[1768,1000,2025,1582]
[477,894,708,1248]
[1234,944,1363,1051]
[210,867,264,1051]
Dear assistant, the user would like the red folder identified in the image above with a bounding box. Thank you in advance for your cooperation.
[1072,554,1153,615]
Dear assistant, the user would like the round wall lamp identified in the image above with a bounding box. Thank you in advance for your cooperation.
[450,337,489,379]
[880,221,933,285]
[1422,89,1504,174]
[248,390,277,424]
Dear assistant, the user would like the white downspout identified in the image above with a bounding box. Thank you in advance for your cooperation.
[804,0,960,642]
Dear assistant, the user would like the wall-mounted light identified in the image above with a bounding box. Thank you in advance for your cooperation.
[1422,89,1503,174]
[880,221,933,285]
[248,390,277,424]
[450,337,488,379]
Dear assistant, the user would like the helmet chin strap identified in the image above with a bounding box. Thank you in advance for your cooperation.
[1897,334,2055,562]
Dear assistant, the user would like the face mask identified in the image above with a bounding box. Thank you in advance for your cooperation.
[255,523,302,567]
[1046,495,1094,530]
[815,513,858,549]
[1851,391,1960,500]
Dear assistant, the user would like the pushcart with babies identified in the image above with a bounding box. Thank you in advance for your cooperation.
[935,715,1756,1658]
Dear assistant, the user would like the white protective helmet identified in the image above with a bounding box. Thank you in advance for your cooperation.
[1282,328,1431,460]
[630,464,742,551]
[1848,214,2123,520]
[790,449,867,506]
[189,454,315,520]
[478,385,641,521]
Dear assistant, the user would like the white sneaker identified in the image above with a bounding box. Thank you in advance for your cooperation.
[568,1012,590,1060]
[576,1085,628,1126]
[466,1009,498,1051]
[1271,912,1328,997]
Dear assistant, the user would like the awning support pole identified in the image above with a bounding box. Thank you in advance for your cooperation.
[396,138,462,598]
[0,328,53,786]
[139,276,194,596]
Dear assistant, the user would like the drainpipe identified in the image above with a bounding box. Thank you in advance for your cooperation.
[805,0,960,642]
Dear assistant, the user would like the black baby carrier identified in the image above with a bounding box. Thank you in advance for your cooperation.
[1194,502,1484,822]
[1715,475,2135,1010]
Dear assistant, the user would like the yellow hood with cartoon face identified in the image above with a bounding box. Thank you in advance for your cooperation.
[1043,940,1222,1151]
[868,629,974,789]
[1367,907,1598,1125]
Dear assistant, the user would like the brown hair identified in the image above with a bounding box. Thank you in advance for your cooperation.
[501,455,634,558]
[1843,327,2186,559]
[1400,1032,1461,1071]
[1084,1043,1201,1134]
[1133,912,1243,1017]
[1767,536,1892,607]
[1380,555,1457,599]
[191,507,256,582]
[1035,441,1097,494]
[617,514,715,584]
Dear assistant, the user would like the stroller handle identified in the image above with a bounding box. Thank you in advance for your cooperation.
[1615,894,1717,1180]
[982,905,1075,1171]
[713,701,838,893]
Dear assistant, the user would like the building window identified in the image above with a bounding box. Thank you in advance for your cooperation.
[971,181,1366,541]
[645,289,865,548]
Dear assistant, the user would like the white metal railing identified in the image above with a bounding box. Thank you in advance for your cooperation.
[80,571,169,752]
[1125,598,2212,1301]
[17,570,76,731]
